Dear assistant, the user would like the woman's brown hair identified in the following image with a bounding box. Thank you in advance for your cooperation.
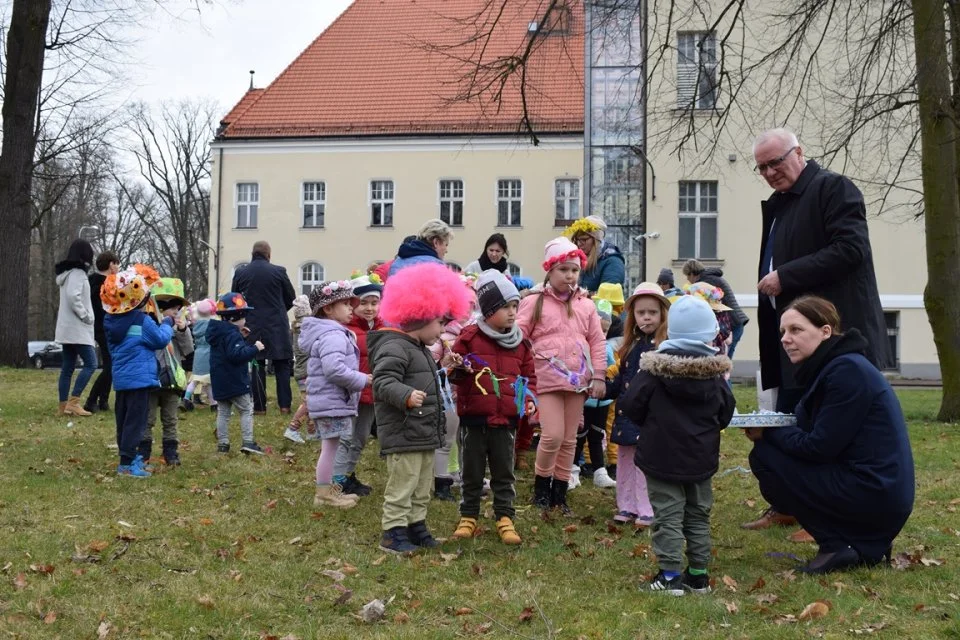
[618,294,669,363]
[784,296,842,334]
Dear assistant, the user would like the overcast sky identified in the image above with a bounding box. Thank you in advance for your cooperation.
[132,0,352,114]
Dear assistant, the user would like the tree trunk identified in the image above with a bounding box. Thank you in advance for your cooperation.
[0,0,51,367]
[912,0,960,421]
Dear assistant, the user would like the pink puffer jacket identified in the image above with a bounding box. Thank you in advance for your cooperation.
[517,286,606,394]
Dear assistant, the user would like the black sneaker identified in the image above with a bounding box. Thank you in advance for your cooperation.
[379,526,418,555]
[344,473,372,497]
[407,520,439,548]
[646,570,685,596]
[682,569,711,594]
[217,443,230,454]
[241,441,265,455]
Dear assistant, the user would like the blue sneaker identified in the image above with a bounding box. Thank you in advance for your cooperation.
[132,454,154,473]
[117,464,151,478]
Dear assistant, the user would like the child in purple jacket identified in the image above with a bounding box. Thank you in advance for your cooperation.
[300,280,371,509]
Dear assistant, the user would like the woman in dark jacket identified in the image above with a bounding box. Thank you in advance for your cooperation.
[566,215,625,294]
[464,233,509,275]
[746,296,915,574]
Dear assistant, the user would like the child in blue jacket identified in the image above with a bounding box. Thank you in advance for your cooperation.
[100,265,174,478]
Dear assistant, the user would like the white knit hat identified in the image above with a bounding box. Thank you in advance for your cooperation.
[542,237,587,272]
[582,215,607,240]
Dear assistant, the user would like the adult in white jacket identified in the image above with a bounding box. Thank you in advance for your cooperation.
[54,239,97,417]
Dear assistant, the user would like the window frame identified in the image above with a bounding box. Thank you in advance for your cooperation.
[677,180,719,260]
[301,181,326,229]
[676,31,718,111]
[496,178,523,227]
[299,261,326,295]
[438,178,465,227]
[507,262,523,278]
[369,179,395,227]
[235,182,259,229]
[554,178,581,225]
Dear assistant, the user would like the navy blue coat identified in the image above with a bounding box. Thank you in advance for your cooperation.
[207,319,261,401]
[605,334,657,446]
[579,242,625,293]
[388,238,443,276]
[231,254,296,361]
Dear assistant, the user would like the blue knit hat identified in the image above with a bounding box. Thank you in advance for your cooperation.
[666,295,718,344]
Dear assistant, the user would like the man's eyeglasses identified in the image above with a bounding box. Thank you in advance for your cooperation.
[754,146,798,173]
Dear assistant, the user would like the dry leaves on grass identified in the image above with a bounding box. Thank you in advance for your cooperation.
[747,576,766,593]
[850,622,888,635]
[87,540,110,553]
[519,607,534,623]
[29,564,54,574]
[725,601,739,614]
[755,593,780,606]
[96,620,113,639]
[42,611,57,624]
[13,573,27,590]
[721,575,739,592]
[799,600,832,621]
[891,547,946,570]
[196,595,215,609]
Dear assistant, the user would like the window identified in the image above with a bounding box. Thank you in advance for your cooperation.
[507,262,522,278]
[302,182,325,228]
[236,183,259,228]
[439,179,464,226]
[299,262,325,295]
[884,311,900,371]
[555,179,580,223]
[497,179,522,226]
[370,180,394,227]
[677,32,717,110]
[677,181,718,259]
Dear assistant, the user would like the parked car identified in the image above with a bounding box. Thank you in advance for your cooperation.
[27,341,102,370]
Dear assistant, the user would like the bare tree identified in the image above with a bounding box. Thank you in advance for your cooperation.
[124,99,216,299]
[428,0,960,421]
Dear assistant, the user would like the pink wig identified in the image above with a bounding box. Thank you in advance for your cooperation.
[380,261,474,326]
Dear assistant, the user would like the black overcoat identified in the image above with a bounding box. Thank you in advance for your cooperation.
[757,161,892,391]
[231,254,297,361]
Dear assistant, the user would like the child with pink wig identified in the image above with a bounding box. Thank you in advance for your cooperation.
[183,298,217,409]
[517,237,608,516]
[368,262,474,555]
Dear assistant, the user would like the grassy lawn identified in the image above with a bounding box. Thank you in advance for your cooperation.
[0,368,957,639]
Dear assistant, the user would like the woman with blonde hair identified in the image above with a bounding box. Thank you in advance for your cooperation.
[389,219,453,276]
[564,215,625,294]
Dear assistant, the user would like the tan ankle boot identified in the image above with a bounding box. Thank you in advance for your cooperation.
[58,401,67,416]
[64,396,92,416]
[496,516,522,545]
[313,484,359,509]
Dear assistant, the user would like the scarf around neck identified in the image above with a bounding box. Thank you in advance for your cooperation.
[657,338,718,357]
[478,318,523,349]
[478,252,508,273]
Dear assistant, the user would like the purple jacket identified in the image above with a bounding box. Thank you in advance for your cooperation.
[299,317,368,419]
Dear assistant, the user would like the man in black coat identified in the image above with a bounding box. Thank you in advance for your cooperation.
[231,241,297,414]
[745,128,892,531]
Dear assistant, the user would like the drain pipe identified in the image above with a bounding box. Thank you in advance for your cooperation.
[213,146,224,295]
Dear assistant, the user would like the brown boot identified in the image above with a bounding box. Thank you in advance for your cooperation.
[57,401,67,416]
[64,396,92,417]
[452,517,478,540]
[496,516,522,545]
[313,484,359,509]
[741,507,798,530]
[514,450,529,471]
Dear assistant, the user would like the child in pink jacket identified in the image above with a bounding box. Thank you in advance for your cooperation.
[517,237,607,516]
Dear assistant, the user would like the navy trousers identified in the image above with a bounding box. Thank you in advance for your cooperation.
[115,389,151,466]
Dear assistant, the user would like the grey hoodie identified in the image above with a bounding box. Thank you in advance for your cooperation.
[55,269,95,346]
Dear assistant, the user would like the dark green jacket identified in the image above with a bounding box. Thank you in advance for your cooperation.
[368,329,445,455]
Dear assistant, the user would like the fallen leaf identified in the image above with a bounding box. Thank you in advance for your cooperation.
[229,570,243,582]
[1,561,11,573]
[722,575,739,592]
[833,581,847,595]
[371,555,386,566]
[116,533,137,542]
[725,601,739,614]
[439,551,460,565]
[321,569,346,582]
[747,576,766,593]
[914,603,926,612]
[519,606,534,623]
[13,573,27,589]
[774,614,798,625]
[454,607,473,616]
[919,557,944,567]
[471,563,483,577]
[778,569,797,582]
[196,595,215,609]
[755,593,780,605]
[43,611,57,624]
[264,499,278,510]
[394,612,410,624]
[360,599,387,623]
[116,520,133,528]
[87,540,110,553]
[198,518,214,526]
[563,524,578,533]
[745,498,756,508]
[799,600,831,621]
[476,622,494,634]
[288,537,302,545]
[851,621,887,635]
[342,563,358,575]
[334,589,353,606]
[29,564,54,574]
[97,620,112,639]
[310,512,324,519]
[530,526,538,534]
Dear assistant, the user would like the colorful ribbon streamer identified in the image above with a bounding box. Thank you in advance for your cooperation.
[513,375,538,418]
[474,367,504,398]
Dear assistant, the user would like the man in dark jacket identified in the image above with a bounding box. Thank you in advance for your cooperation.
[746,128,892,531]
[231,241,297,414]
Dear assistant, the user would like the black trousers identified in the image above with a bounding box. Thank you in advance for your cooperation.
[577,404,609,470]
[252,358,292,411]
[459,424,516,519]
[750,442,908,562]
[115,388,151,466]
[87,334,113,407]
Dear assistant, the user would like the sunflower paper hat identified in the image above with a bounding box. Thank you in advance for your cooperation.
[562,215,607,241]
[683,281,732,312]
[100,264,160,315]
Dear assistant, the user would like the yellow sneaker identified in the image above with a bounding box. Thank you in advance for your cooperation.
[496,516,521,545]
[452,517,478,539]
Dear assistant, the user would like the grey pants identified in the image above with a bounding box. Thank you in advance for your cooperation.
[646,475,714,573]
[333,403,376,476]
[216,393,254,444]
[145,390,180,443]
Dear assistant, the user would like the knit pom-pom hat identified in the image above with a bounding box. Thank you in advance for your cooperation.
[190,298,217,321]
[380,261,474,328]
[291,294,312,319]
[542,237,587,272]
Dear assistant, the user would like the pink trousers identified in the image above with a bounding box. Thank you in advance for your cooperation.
[535,391,586,482]
[615,445,653,518]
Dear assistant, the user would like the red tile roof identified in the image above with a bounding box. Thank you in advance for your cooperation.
[218,0,584,139]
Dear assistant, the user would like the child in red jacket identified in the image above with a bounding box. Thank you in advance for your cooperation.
[449,270,536,545]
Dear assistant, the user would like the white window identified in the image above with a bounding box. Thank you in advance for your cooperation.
[678,181,718,259]
[439,179,464,226]
[299,262,325,295]
[302,182,325,228]
[497,179,522,226]
[236,183,259,228]
[884,311,900,371]
[507,262,522,278]
[370,180,394,227]
[555,179,580,223]
[677,32,717,110]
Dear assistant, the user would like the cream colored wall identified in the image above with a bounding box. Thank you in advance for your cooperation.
[208,137,583,295]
